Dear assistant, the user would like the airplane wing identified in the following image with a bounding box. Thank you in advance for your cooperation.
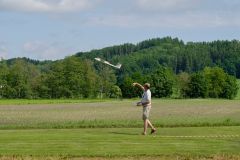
[94,57,122,69]
[94,57,101,61]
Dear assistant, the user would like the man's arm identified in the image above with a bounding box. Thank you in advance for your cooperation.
[136,101,149,106]
[141,101,150,106]
[132,82,144,91]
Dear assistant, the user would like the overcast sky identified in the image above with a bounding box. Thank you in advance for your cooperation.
[1,0,240,60]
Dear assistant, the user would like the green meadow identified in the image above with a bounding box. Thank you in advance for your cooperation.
[0,127,240,159]
[0,99,240,129]
[0,99,240,159]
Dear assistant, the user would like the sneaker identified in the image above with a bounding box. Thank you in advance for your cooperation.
[142,132,147,135]
[151,128,157,134]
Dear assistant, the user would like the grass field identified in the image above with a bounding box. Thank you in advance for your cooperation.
[0,99,240,159]
[0,99,240,129]
[0,99,113,105]
[0,127,240,158]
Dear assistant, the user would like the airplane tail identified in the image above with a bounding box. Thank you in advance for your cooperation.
[115,63,122,69]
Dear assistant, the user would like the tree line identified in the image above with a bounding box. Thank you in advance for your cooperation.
[77,37,240,78]
[0,37,239,99]
[0,57,121,99]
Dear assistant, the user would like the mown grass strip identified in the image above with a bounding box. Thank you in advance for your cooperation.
[1,119,240,130]
[1,155,240,160]
[0,127,240,157]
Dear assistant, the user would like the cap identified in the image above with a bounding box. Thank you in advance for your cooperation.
[144,83,150,89]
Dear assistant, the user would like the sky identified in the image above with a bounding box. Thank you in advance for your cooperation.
[1,0,240,60]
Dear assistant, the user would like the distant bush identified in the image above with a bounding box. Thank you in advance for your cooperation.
[108,85,122,98]
[148,67,175,98]
[186,72,208,98]
[184,67,238,99]
[177,72,190,98]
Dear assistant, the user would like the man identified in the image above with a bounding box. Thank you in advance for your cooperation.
[133,82,157,135]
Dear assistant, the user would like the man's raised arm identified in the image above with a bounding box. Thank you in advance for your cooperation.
[132,82,144,91]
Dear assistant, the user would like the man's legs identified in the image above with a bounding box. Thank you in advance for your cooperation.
[143,119,148,135]
[143,119,156,135]
[148,119,157,134]
[142,106,156,135]
[147,119,154,129]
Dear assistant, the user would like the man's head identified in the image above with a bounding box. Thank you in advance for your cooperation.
[143,83,150,90]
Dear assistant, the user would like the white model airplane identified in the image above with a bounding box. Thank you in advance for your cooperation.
[94,57,122,69]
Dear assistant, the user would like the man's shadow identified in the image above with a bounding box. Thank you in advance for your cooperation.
[110,132,139,135]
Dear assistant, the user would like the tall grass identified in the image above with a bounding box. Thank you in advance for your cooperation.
[0,99,240,129]
[0,99,115,105]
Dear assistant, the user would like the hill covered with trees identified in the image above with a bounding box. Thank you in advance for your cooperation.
[0,37,239,99]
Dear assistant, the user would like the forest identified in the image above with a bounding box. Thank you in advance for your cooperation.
[0,37,239,99]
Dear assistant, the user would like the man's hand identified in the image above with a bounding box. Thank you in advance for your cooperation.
[132,82,138,87]
[141,101,150,106]
[136,102,142,106]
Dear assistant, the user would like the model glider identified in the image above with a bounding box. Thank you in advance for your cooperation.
[94,57,122,69]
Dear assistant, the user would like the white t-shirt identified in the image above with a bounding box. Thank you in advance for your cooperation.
[141,89,151,106]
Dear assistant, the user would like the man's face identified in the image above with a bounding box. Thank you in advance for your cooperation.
[144,85,148,90]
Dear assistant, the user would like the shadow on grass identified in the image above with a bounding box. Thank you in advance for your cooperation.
[110,132,139,135]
